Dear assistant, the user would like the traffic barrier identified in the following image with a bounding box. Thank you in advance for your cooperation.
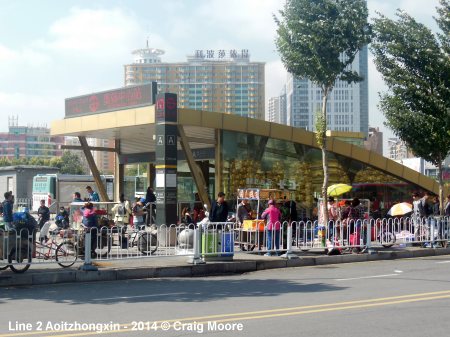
[2,216,448,272]
[289,216,450,252]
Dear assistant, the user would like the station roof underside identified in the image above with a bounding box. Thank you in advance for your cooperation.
[51,105,445,195]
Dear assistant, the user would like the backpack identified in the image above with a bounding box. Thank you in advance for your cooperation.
[118,204,125,216]
[13,211,28,225]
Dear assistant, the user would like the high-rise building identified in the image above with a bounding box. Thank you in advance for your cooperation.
[284,46,369,134]
[94,139,115,174]
[124,46,265,119]
[0,117,64,159]
[267,87,287,125]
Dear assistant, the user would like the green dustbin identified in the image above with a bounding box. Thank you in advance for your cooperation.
[202,231,219,257]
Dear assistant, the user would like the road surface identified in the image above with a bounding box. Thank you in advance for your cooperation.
[1,255,450,337]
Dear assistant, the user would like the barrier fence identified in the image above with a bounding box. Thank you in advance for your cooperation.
[1,216,449,272]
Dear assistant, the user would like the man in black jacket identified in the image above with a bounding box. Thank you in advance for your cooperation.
[37,199,50,229]
[209,192,229,223]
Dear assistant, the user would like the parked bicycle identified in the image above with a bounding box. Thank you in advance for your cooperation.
[128,224,158,255]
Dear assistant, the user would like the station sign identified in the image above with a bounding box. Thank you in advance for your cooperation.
[65,82,157,117]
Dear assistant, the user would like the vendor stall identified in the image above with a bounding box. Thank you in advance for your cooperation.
[236,188,286,251]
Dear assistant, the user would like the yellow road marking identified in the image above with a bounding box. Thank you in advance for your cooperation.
[2,289,450,337]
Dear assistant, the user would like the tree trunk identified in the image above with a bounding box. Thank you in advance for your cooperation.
[321,88,329,225]
[437,161,444,216]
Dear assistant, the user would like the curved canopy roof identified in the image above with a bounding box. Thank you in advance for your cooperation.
[51,106,446,195]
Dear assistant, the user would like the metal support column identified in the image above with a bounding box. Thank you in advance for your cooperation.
[78,136,110,201]
[178,125,211,211]
[215,129,222,197]
[114,140,124,201]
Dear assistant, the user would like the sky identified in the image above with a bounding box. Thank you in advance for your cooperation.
[0,0,443,155]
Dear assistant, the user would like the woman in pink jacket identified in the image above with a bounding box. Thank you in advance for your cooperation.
[261,199,282,256]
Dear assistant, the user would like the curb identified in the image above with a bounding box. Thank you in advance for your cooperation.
[1,248,450,287]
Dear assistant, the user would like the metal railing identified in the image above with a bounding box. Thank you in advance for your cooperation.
[1,216,449,273]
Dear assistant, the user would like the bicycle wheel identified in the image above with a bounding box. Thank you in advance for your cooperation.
[56,241,78,268]
[380,231,396,248]
[0,261,8,270]
[8,246,32,273]
[95,234,112,258]
[137,233,157,254]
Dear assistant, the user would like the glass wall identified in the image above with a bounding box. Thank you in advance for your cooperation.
[221,130,421,218]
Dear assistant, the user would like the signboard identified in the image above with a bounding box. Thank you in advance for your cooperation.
[65,82,157,118]
[238,189,286,201]
[155,95,177,123]
[155,93,178,226]
[194,49,249,59]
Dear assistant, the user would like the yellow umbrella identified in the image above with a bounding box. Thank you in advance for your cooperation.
[327,183,352,197]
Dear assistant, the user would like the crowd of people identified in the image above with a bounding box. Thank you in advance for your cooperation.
[2,183,450,258]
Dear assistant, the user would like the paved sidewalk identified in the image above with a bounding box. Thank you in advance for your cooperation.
[1,247,450,287]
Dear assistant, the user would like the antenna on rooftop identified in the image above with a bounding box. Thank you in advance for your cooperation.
[8,115,18,127]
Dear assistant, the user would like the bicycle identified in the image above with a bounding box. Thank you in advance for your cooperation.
[32,222,78,268]
[74,224,112,258]
[4,228,34,273]
[128,224,158,255]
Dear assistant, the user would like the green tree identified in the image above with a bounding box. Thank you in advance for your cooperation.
[0,157,12,167]
[51,151,86,175]
[274,0,371,224]
[28,157,47,166]
[371,0,450,214]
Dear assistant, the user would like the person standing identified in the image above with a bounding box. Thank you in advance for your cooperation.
[180,207,193,225]
[111,194,132,248]
[82,202,98,257]
[112,194,132,227]
[193,203,206,224]
[86,186,100,202]
[145,187,156,224]
[445,195,450,217]
[132,198,146,231]
[283,195,298,223]
[261,199,282,256]
[145,187,156,203]
[72,192,83,202]
[209,192,229,223]
[326,196,339,241]
[37,199,50,229]
[431,195,440,216]
[237,199,252,225]
[2,191,14,230]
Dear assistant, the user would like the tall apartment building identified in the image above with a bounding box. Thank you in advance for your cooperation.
[267,86,287,125]
[124,46,265,119]
[285,46,369,134]
[94,139,115,174]
[0,117,64,159]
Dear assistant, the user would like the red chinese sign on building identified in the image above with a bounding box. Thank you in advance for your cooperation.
[65,83,156,117]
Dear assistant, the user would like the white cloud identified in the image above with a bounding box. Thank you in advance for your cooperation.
[0,91,62,128]
[40,8,140,53]
[195,0,281,43]
[0,7,150,130]
[0,44,17,61]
